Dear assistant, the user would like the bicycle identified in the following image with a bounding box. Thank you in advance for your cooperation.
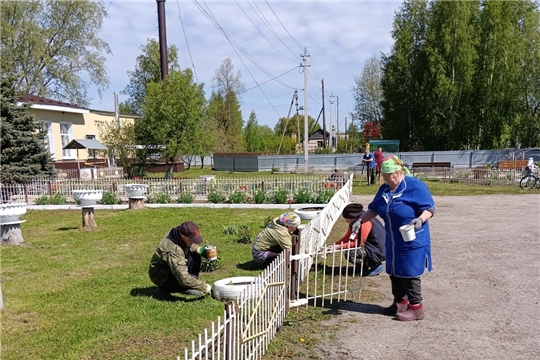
[519,167,540,190]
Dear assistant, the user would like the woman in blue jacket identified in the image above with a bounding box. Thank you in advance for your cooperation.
[355,155,435,321]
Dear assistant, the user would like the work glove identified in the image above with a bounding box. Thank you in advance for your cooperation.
[204,283,212,295]
[410,217,423,230]
[351,218,362,234]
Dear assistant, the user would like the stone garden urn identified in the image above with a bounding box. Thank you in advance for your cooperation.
[125,184,148,198]
[0,203,27,224]
[125,184,148,210]
[72,189,103,207]
[0,203,27,245]
[72,190,103,230]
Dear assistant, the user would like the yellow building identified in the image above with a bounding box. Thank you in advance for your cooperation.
[20,94,139,169]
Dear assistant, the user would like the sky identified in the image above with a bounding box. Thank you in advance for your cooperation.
[88,0,403,132]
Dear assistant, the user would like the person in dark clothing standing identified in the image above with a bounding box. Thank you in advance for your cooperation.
[333,203,386,276]
[362,149,377,185]
[149,221,212,301]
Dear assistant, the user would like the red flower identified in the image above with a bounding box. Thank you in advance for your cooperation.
[324,183,329,188]
[287,198,293,204]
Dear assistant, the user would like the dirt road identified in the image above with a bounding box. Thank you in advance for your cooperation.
[315,194,539,360]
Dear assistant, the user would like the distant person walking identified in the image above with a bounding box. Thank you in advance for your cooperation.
[373,146,385,180]
[362,149,376,185]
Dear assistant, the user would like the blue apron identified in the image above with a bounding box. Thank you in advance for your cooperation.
[368,176,435,277]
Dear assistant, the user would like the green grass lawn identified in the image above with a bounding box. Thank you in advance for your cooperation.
[1,208,283,359]
[1,181,527,359]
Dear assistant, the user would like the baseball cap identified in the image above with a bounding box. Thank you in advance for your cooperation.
[178,221,203,244]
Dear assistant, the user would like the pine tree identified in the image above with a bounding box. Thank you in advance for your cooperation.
[0,79,54,183]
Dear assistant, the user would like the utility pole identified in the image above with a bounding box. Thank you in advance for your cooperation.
[329,94,335,150]
[114,92,120,129]
[301,50,310,172]
[294,90,300,146]
[321,80,327,148]
[336,96,339,150]
[156,0,168,80]
[345,116,348,152]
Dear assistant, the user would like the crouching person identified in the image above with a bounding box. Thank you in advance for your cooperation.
[252,211,300,267]
[334,203,386,276]
[149,221,212,301]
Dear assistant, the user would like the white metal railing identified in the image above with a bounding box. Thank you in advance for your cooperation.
[181,175,355,359]
[1,175,342,204]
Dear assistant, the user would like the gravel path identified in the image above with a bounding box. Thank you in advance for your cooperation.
[314,194,539,360]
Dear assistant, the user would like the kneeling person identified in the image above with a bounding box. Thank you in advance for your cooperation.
[149,221,212,300]
[335,203,386,276]
[252,211,300,267]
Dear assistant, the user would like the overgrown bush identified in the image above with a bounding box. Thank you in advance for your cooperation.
[99,191,121,205]
[272,188,288,204]
[147,193,171,204]
[207,190,226,204]
[253,189,267,204]
[310,189,335,204]
[228,190,247,204]
[293,188,311,204]
[177,192,194,204]
[35,194,67,205]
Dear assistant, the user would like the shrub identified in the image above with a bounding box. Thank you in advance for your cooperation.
[177,192,194,204]
[99,191,121,205]
[293,188,311,204]
[228,190,247,204]
[253,189,267,204]
[35,195,51,205]
[272,188,288,204]
[311,189,335,204]
[207,190,226,204]
[35,194,67,205]
[147,193,171,204]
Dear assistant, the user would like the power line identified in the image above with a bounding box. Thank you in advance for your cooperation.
[106,0,114,13]
[176,0,199,83]
[235,0,297,63]
[264,0,304,51]
[246,0,299,59]
[191,0,296,90]
[239,66,299,93]
[192,0,285,118]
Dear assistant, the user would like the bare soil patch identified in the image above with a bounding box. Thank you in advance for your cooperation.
[312,194,540,360]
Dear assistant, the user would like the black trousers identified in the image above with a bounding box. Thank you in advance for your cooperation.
[366,167,376,185]
[390,275,422,305]
[160,252,202,293]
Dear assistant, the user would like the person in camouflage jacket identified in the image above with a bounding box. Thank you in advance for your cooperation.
[149,221,212,300]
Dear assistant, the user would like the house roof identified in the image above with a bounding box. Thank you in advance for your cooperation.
[19,94,88,110]
[63,139,108,150]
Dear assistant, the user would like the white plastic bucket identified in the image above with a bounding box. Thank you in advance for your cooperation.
[399,224,416,242]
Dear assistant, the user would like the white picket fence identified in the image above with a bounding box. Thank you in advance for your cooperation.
[181,175,358,360]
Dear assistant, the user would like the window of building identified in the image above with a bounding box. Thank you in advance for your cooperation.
[60,122,74,159]
[85,134,96,158]
[317,141,324,148]
[41,121,55,160]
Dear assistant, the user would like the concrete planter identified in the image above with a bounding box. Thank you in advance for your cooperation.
[72,190,103,207]
[0,203,27,224]
[125,184,148,198]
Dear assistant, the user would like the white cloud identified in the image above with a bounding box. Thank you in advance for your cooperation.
[88,0,402,131]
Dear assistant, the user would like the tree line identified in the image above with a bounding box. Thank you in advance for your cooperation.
[351,0,540,151]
